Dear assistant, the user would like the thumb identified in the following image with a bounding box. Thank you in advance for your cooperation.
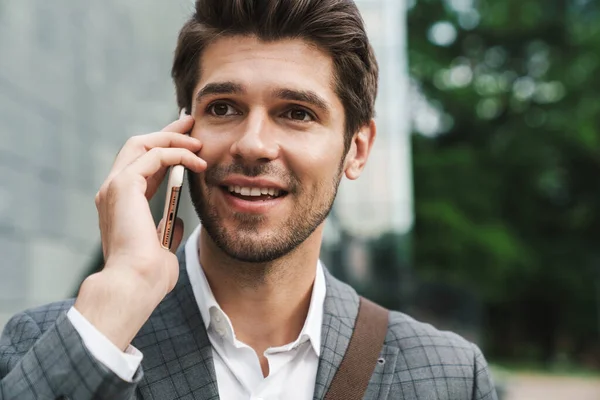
[157,217,185,253]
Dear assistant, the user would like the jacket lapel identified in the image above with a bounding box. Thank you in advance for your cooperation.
[133,248,219,400]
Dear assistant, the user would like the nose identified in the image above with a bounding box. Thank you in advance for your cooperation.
[230,109,279,163]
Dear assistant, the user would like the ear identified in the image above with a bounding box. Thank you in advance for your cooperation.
[343,119,377,180]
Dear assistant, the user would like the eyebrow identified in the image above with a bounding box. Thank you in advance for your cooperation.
[195,82,245,103]
[272,88,331,116]
[195,81,331,117]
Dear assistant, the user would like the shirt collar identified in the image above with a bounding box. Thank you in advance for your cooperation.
[184,224,325,356]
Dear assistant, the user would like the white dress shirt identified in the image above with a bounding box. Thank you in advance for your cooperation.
[68,224,326,400]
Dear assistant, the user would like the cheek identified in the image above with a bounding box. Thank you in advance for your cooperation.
[282,141,343,186]
[280,128,344,166]
[191,126,232,164]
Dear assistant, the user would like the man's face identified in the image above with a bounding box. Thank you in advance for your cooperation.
[188,36,348,263]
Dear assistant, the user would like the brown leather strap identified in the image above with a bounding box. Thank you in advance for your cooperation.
[324,297,389,400]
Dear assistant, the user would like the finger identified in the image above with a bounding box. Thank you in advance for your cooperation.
[110,132,202,177]
[106,149,204,203]
[161,114,194,133]
[156,218,165,239]
[145,168,169,198]
[126,147,206,180]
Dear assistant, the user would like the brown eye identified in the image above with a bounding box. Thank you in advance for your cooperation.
[208,102,238,116]
[286,108,313,122]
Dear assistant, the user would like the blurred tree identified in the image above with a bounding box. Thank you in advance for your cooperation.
[407,0,600,367]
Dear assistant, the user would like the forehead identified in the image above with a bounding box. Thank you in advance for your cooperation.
[196,35,338,101]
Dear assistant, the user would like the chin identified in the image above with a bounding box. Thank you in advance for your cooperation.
[204,219,298,263]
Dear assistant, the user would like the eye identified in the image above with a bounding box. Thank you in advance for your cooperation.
[284,108,314,122]
[207,102,240,117]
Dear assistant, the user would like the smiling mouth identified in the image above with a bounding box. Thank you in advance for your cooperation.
[221,185,288,201]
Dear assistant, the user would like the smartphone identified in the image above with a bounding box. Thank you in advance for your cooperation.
[158,109,189,250]
[159,164,185,250]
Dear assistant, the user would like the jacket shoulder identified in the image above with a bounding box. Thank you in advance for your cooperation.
[386,310,477,360]
[379,311,497,399]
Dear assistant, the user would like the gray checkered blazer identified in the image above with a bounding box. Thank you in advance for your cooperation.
[1,247,498,399]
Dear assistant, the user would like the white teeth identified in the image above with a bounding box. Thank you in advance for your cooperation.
[227,186,283,197]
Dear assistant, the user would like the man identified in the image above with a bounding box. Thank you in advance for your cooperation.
[0,0,497,399]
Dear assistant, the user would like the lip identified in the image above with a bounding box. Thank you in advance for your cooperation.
[219,186,287,214]
[219,175,288,192]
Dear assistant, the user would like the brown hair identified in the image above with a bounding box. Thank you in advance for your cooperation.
[172,0,378,151]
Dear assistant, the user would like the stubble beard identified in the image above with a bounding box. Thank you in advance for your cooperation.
[187,163,342,264]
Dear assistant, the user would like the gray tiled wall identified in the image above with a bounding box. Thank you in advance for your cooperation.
[0,0,193,329]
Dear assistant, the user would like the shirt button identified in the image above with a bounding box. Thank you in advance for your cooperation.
[215,314,222,323]
[216,327,225,337]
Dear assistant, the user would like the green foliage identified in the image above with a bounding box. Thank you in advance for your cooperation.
[408,0,600,364]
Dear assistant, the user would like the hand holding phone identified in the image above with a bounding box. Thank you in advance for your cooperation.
[77,113,204,350]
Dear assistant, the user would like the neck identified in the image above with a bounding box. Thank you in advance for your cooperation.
[198,225,324,351]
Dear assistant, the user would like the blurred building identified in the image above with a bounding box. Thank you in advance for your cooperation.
[333,0,412,239]
[320,0,413,309]
[0,0,193,329]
